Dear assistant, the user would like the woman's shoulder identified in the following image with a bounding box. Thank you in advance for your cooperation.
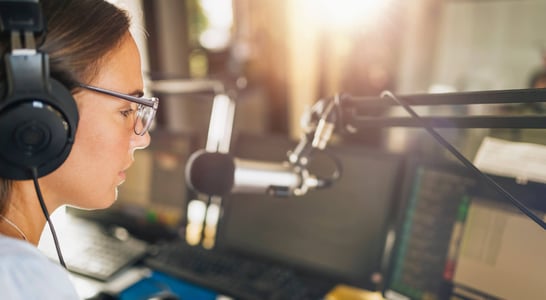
[0,235,80,299]
[0,234,43,257]
[0,234,57,267]
[0,233,64,279]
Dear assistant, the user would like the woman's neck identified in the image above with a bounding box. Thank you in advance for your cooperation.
[1,180,52,245]
[0,214,29,241]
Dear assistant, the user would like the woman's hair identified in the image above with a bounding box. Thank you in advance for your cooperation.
[0,0,131,214]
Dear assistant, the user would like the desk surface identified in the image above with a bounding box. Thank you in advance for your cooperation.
[70,267,385,300]
[44,209,386,300]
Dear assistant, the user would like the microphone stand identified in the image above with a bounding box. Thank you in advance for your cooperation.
[151,79,238,247]
[322,87,546,230]
[338,88,546,129]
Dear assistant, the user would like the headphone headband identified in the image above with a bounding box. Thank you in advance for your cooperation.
[0,0,45,33]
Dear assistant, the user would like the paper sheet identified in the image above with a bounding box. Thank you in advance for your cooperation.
[473,136,546,184]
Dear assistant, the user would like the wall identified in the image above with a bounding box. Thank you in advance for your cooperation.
[398,0,546,93]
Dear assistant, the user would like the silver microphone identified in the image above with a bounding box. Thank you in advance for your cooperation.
[185,149,319,197]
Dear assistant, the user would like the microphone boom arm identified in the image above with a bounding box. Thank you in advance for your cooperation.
[337,88,546,130]
[304,87,546,230]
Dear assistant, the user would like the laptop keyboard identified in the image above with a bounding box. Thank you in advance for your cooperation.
[144,240,335,300]
[40,218,149,281]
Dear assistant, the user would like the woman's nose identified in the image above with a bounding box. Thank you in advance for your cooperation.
[132,130,151,151]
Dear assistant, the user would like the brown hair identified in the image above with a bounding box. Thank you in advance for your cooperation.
[0,0,131,214]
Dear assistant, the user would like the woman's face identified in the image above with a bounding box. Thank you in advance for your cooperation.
[41,33,150,210]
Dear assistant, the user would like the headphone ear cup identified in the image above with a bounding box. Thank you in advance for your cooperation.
[0,78,79,180]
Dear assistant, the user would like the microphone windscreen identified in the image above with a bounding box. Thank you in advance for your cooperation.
[185,149,235,196]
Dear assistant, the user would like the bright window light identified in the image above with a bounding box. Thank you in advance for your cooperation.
[198,0,233,51]
[312,0,392,31]
[200,0,233,28]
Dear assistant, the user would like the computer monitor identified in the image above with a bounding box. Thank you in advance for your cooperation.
[383,157,477,300]
[384,157,546,300]
[451,174,546,300]
[215,133,404,290]
[68,129,197,242]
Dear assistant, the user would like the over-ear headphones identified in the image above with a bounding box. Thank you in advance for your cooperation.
[0,0,78,180]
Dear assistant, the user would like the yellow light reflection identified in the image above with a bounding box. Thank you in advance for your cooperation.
[185,199,206,245]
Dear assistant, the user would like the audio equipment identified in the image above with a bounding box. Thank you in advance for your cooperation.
[0,0,78,180]
[186,149,322,197]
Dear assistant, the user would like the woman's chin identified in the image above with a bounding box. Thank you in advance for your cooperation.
[73,194,118,210]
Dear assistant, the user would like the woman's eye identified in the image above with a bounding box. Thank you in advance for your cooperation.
[120,108,135,118]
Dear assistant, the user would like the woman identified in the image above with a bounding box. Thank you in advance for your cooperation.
[0,0,156,298]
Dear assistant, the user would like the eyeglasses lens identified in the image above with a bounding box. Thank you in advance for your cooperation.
[134,105,156,135]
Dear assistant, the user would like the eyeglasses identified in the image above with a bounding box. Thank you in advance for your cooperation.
[77,83,159,135]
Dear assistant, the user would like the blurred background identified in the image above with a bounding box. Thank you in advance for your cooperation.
[108,0,546,240]
[98,0,546,236]
[117,0,546,149]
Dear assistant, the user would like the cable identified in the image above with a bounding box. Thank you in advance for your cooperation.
[31,168,67,268]
[380,90,546,230]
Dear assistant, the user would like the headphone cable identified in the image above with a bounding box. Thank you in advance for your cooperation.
[31,168,67,268]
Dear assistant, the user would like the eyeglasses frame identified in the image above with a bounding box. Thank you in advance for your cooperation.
[76,83,159,135]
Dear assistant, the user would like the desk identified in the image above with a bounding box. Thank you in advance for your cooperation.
[42,209,385,300]
[70,267,384,300]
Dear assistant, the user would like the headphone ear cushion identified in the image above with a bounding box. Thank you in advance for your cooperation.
[0,79,79,180]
